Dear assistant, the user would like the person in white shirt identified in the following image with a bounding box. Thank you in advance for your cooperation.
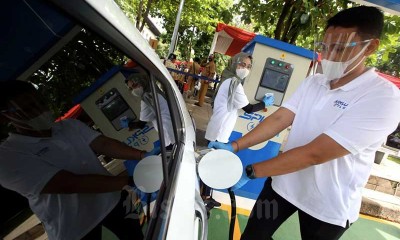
[125,73,175,149]
[203,52,274,210]
[209,6,400,240]
[0,80,157,240]
[205,52,274,144]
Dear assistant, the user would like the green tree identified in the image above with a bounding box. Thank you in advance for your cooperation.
[158,0,233,60]
[369,15,400,76]
[234,0,355,48]
[28,29,125,115]
[115,0,157,32]
[115,0,234,61]
[234,1,400,78]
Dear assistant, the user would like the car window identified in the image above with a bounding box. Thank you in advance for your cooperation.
[24,25,182,236]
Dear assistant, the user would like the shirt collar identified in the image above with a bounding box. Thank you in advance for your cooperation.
[339,68,377,91]
[7,132,48,143]
[7,123,60,143]
[318,68,377,91]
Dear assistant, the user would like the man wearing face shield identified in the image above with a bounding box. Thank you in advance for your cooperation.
[0,80,159,240]
[202,52,274,209]
[209,6,400,240]
[125,73,175,149]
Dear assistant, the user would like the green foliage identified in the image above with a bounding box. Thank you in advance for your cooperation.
[233,1,400,77]
[1,28,125,139]
[23,0,400,117]
[115,0,234,61]
[233,0,355,47]
[114,0,139,23]
[214,53,230,75]
[28,29,125,116]
[371,15,400,76]
[115,0,400,78]
[154,0,234,61]
[155,33,170,58]
[114,0,152,31]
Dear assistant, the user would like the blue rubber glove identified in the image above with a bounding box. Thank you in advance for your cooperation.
[119,117,133,128]
[119,117,130,128]
[262,94,275,106]
[208,141,234,152]
[144,146,161,158]
[231,170,250,191]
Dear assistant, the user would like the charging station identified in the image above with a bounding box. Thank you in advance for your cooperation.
[74,66,159,153]
[228,35,316,199]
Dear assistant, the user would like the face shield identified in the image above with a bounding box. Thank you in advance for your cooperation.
[314,32,372,82]
[126,72,151,96]
[236,59,252,80]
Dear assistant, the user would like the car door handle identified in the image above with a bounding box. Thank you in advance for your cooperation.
[194,194,208,240]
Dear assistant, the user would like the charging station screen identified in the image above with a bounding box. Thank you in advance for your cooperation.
[101,95,129,121]
[260,69,289,92]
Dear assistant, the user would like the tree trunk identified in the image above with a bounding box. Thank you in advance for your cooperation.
[188,26,194,60]
[281,6,295,42]
[289,29,300,44]
[136,0,144,29]
[274,0,294,40]
[139,0,155,32]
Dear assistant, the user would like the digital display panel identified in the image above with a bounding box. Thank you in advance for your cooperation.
[101,95,129,121]
[260,69,289,92]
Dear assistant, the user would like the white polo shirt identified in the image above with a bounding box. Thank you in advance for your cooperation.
[0,119,120,240]
[205,78,249,143]
[140,93,175,146]
[272,68,400,227]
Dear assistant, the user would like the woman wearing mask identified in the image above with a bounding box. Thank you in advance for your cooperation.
[202,52,273,209]
[205,52,273,144]
[124,73,175,149]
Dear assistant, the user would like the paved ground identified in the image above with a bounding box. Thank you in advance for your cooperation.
[208,205,400,240]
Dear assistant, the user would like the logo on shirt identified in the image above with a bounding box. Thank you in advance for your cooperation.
[333,100,349,109]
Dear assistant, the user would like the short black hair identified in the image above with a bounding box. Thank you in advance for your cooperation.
[168,53,177,60]
[327,6,384,39]
[0,80,36,111]
[193,57,200,62]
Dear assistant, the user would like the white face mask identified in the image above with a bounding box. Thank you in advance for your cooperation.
[236,68,250,80]
[23,111,54,131]
[131,87,144,97]
[321,42,370,81]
